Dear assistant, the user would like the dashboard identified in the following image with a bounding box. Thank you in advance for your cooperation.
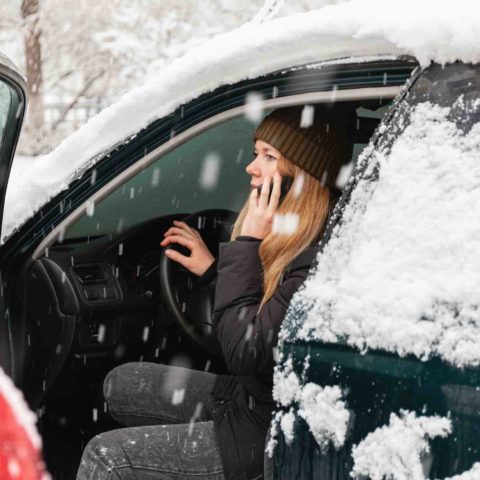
[22,213,191,405]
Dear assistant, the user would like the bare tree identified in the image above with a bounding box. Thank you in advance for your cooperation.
[21,0,45,153]
[3,0,322,154]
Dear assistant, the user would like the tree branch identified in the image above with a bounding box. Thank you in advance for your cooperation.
[51,70,105,129]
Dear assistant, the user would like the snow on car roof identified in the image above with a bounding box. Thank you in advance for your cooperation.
[3,0,480,243]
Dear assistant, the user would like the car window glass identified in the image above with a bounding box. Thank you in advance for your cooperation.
[65,115,256,239]
[0,81,11,145]
[64,103,386,240]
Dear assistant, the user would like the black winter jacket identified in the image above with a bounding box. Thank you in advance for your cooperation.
[209,236,317,480]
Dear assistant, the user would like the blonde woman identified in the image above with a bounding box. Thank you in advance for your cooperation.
[77,106,349,480]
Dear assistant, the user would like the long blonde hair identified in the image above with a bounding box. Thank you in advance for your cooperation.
[230,155,331,312]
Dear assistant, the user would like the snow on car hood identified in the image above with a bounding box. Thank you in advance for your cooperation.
[282,97,480,369]
[3,0,480,243]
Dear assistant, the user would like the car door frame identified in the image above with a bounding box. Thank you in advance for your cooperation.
[0,55,27,379]
[273,62,480,479]
[0,56,27,239]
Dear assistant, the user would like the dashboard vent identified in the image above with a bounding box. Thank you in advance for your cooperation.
[73,265,107,286]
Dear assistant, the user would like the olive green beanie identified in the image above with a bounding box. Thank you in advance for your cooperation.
[253,105,350,186]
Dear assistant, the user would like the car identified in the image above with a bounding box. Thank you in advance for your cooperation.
[0,11,477,480]
[269,63,480,479]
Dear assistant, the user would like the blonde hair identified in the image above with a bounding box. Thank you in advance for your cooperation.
[230,155,331,312]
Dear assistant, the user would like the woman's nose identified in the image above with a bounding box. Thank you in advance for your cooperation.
[246,158,260,176]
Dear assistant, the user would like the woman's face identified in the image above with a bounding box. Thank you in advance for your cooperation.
[246,139,286,188]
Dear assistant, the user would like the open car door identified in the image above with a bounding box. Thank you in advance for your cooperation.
[273,63,480,479]
[0,53,28,376]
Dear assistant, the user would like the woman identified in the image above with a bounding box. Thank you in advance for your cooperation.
[76,106,349,480]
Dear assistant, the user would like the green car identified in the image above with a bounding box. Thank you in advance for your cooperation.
[270,63,480,479]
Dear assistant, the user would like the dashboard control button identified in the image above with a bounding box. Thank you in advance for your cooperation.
[84,288,100,300]
[103,287,117,299]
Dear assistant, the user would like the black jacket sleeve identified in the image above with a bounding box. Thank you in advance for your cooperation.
[197,258,218,285]
[213,239,312,376]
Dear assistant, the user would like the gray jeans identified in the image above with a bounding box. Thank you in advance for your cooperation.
[76,362,225,480]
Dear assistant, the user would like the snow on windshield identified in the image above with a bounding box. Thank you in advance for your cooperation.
[4,0,480,242]
[282,97,480,368]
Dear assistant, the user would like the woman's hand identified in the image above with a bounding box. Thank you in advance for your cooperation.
[160,220,215,276]
[240,172,282,239]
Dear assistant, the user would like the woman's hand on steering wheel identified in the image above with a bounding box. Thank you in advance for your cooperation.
[160,220,215,276]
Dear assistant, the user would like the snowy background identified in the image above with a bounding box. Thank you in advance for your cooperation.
[0,0,338,155]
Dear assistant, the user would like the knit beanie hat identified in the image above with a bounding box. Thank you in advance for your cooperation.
[253,105,352,186]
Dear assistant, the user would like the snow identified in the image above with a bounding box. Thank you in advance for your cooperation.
[171,388,185,405]
[244,92,265,123]
[199,153,222,191]
[270,358,349,454]
[272,357,301,407]
[442,463,480,480]
[272,213,299,235]
[286,98,480,368]
[265,411,282,457]
[300,105,315,128]
[297,383,350,449]
[6,0,480,242]
[0,367,42,450]
[351,410,452,480]
[279,408,296,443]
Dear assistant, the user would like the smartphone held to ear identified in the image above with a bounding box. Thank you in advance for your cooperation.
[256,176,293,203]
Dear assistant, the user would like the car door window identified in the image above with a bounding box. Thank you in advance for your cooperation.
[65,115,255,239]
[64,102,388,240]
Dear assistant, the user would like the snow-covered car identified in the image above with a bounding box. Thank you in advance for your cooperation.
[269,62,480,480]
[0,3,479,479]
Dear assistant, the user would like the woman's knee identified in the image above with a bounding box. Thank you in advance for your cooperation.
[104,362,169,401]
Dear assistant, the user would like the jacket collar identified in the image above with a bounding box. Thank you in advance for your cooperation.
[289,245,317,272]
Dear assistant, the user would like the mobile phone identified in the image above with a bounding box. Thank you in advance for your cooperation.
[256,176,293,203]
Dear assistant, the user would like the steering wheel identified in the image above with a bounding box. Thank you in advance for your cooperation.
[159,209,238,355]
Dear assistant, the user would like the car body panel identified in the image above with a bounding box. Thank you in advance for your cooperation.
[273,63,480,478]
[274,342,480,479]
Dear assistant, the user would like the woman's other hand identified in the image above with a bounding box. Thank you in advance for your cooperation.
[240,172,281,239]
[160,220,215,276]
